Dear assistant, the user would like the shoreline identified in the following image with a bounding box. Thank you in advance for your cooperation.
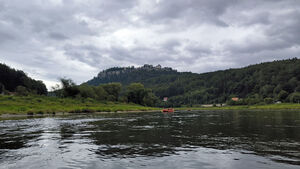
[2,107,300,120]
[2,96,300,119]
[0,110,160,119]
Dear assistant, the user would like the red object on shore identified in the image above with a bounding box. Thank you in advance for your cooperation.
[161,108,174,113]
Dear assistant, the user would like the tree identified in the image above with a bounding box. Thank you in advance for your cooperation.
[78,85,96,98]
[84,58,300,105]
[295,86,300,92]
[16,86,29,96]
[51,84,62,97]
[60,78,79,98]
[0,83,4,94]
[273,85,282,95]
[33,80,48,95]
[127,83,146,105]
[102,83,122,101]
[278,90,289,101]
[0,63,47,95]
[126,83,158,106]
[264,97,273,104]
[260,85,274,98]
[289,92,300,103]
[143,92,158,107]
[94,86,108,100]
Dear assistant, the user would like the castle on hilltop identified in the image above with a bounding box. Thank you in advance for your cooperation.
[97,64,175,78]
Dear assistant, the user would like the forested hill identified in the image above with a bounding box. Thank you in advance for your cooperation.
[86,58,300,106]
[87,64,185,85]
[0,63,47,95]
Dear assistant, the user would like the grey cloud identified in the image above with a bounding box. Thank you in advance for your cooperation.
[0,0,299,88]
[0,31,15,44]
[225,39,291,55]
[87,0,138,18]
[63,44,105,66]
[161,39,181,53]
[0,21,21,45]
[266,11,300,45]
[236,12,271,26]
[48,32,68,40]
[223,0,299,27]
[140,0,238,26]
[185,43,212,56]
[224,8,300,56]
[96,44,180,66]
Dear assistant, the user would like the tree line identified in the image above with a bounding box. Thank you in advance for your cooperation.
[86,58,300,106]
[0,63,47,95]
[52,78,158,107]
[2,58,300,107]
[0,63,158,106]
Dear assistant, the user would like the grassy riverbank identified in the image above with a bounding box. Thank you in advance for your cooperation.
[178,103,300,110]
[0,95,158,115]
[1,95,300,116]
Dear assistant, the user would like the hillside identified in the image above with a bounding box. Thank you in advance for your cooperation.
[0,63,47,95]
[86,58,300,106]
[87,64,182,85]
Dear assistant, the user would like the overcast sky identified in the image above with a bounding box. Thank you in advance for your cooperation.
[0,0,299,89]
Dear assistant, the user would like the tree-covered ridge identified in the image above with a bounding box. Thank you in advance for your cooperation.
[86,58,300,106]
[0,63,47,95]
[87,64,179,86]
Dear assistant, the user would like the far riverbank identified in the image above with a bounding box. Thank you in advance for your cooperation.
[1,95,300,118]
[178,103,300,111]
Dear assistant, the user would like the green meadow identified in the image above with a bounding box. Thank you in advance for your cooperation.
[178,103,300,110]
[0,95,158,115]
[1,95,300,116]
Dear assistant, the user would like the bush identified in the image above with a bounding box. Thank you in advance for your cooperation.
[16,86,29,96]
[126,83,158,106]
[289,92,300,103]
[278,90,289,101]
[102,83,122,101]
[60,78,80,98]
[78,85,96,99]
[244,98,262,105]
[227,98,263,106]
[226,99,246,105]
[295,86,300,92]
[264,98,273,104]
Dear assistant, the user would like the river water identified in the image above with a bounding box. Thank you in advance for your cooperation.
[0,110,299,169]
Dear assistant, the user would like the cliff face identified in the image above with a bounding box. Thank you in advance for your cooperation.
[86,64,178,86]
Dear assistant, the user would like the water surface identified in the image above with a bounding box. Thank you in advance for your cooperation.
[0,110,299,169]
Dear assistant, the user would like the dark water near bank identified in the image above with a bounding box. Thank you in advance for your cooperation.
[0,111,300,169]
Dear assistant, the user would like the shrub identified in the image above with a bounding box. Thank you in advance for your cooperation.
[278,90,289,101]
[264,98,273,104]
[16,86,29,96]
[289,92,300,103]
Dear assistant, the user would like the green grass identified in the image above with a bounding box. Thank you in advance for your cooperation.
[1,95,299,116]
[177,103,300,110]
[0,95,158,115]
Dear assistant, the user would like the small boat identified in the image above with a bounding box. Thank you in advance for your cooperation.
[161,108,174,113]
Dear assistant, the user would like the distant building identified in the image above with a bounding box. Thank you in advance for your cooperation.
[155,64,162,69]
[201,104,213,107]
[232,97,239,101]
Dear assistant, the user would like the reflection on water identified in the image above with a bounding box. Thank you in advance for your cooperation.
[0,111,299,169]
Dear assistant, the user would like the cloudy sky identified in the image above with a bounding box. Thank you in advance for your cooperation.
[0,0,299,89]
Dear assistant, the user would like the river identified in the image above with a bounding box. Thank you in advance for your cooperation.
[0,110,299,169]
